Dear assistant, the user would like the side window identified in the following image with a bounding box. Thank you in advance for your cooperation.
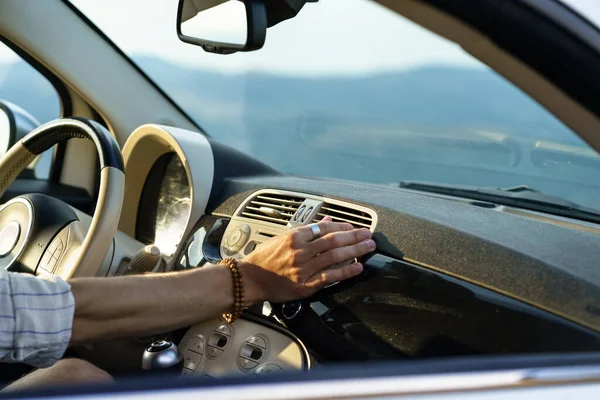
[0,41,61,180]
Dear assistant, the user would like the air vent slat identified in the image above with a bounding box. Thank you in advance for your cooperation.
[245,206,294,218]
[317,201,375,229]
[238,192,375,230]
[319,206,373,223]
[256,195,303,206]
[241,212,289,225]
[250,201,298,212]
[239,192,305,225]
[257,231,278,238]
[315,213,372,228]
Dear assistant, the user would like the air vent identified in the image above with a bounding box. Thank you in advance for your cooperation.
[240,193,305,226]
[316,202,374,229]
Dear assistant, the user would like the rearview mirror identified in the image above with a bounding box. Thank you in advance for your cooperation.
[177,0,267,54]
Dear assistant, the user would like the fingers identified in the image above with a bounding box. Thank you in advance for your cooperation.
[308,228,372,256]
[306,262,364,289]
[294,220,354,243]
[313,239,376,270]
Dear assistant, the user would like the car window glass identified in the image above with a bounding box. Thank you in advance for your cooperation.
[73,0,600,213]
[0,42,61,180]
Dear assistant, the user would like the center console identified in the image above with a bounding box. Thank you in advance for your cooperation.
[170,189,377,377]
[177,316,309,377]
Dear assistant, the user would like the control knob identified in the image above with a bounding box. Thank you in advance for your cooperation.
[223,224,251,255]
[141,340,183,375]
[127,245,163,275]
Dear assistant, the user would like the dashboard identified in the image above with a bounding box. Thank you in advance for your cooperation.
[81,124,600,378]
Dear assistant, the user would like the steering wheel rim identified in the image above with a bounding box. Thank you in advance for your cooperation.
[0,117,124,279]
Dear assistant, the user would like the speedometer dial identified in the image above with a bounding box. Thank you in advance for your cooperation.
[137,153,191,256]
[154,156,191,256]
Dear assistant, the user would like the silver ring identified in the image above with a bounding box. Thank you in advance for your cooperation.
[308,223,322,241]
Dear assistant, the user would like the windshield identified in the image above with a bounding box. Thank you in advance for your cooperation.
[72,0,600,213]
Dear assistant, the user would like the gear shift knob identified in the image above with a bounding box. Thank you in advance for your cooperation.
[142,340,183,373]
[128,245,163,275]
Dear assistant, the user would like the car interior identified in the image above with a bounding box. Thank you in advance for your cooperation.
[1,0,600,396]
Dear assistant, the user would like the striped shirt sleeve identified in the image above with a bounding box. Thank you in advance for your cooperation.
[0,269,75,368]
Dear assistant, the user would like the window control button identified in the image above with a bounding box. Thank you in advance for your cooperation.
[215,324,232,336]
[240,344,263,361]
[247,336,267,348]
[183,355,200,371]
[207,346,223,358]
[238,357,258,370]
[208,333,228,349]
[250,348,262,360]
[208,332,229,349]
[186,337,204,355]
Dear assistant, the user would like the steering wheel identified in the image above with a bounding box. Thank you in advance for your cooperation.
[0,118,124,279]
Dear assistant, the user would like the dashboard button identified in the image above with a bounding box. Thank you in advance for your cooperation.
[183,354,200,371]
[227,230,242,246]
[215,324,232,336]
[238,357,258,371]
[208,332,229,349]
[255,364,283,375]
[186,337,204,355]
[207,346,223,358]
[247,336,267,349]
[225,227,250,253]
[240,344,263,361]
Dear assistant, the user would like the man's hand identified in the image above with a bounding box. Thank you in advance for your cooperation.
[240,217,376,304]
[68,218,375,343]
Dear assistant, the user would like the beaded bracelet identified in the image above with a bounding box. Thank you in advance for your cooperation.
[219,258,245,324]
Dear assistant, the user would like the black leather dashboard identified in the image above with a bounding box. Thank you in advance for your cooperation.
[125,133,600,368]
[205,174,600,335]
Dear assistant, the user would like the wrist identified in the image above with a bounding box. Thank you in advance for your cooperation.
[237,260,264,307]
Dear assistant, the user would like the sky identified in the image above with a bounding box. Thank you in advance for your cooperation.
[1,0,600,76]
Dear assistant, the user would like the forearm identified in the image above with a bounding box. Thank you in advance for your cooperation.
[69,264,254,343]
[68,220,373,344]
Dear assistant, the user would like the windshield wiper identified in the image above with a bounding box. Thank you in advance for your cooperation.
[398,181,600,224]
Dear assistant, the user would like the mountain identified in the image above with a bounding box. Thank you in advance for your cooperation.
[131,56,584,179]
[133,56,577,144]
[1,56,598,208]
[0,55,576,144]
